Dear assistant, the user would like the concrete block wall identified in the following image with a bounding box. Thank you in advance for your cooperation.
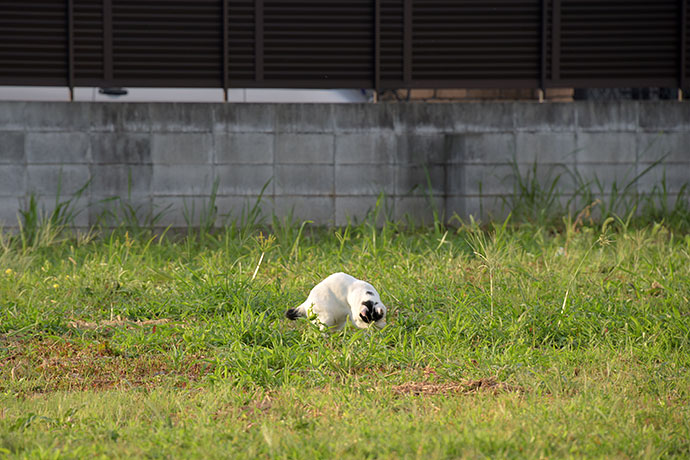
[0,101,688,228]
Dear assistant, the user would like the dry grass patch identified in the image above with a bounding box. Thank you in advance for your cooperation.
[0,337,211,392]
[67,317,175,330]
[392,377,522,396]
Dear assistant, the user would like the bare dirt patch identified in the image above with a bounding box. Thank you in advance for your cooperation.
[67,317,175,330]
[0,338,211,392]
[392,377,522,396]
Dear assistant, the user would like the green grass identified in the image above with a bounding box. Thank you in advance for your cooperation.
[1,212,689,458]
[2,163,690,458]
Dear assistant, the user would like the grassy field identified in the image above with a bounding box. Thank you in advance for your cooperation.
[1,192,690,458]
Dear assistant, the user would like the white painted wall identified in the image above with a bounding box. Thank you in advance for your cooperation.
[0,86,373,103]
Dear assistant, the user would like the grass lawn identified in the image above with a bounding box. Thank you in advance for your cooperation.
[1,211,689,458]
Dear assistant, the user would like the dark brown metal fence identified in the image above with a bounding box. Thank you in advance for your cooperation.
[1,0,688,91]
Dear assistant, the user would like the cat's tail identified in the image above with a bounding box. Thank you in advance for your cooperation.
[285,303,307,320]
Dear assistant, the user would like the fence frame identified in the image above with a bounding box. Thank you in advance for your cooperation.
[0,0,687,96]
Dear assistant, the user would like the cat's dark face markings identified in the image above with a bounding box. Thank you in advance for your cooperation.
[360,300,374,323]
[360,299,383,323]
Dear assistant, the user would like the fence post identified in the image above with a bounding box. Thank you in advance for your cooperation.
[223,0,229,101]
[255,0,264,83]
[373,0,381,101]
[539,0,547,101]
[551,0,561,83]
[67,0,74,100]
[681,0,687,98]
[403,0,412,87]
[103,0,113,86]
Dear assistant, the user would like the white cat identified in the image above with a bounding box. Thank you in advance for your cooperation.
[286,272,387,331]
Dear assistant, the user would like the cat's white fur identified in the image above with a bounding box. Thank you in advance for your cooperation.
[286,272,387,331]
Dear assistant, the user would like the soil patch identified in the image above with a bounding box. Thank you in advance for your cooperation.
[392,377,521,396]
[0,337,210,392]
[67,317,174,330]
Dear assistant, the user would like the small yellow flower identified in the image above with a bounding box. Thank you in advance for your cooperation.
[5,268,13,276]
[53,283,59,289]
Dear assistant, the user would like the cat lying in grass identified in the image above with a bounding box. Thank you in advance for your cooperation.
[286,272,387,331]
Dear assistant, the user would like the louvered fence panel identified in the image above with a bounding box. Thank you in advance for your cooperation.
[0,1,68,85]
[558,0,679,86]
[260,0,373,87]
[111,0,222,87]
[0,0,686,91]
[411,0,542,87]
